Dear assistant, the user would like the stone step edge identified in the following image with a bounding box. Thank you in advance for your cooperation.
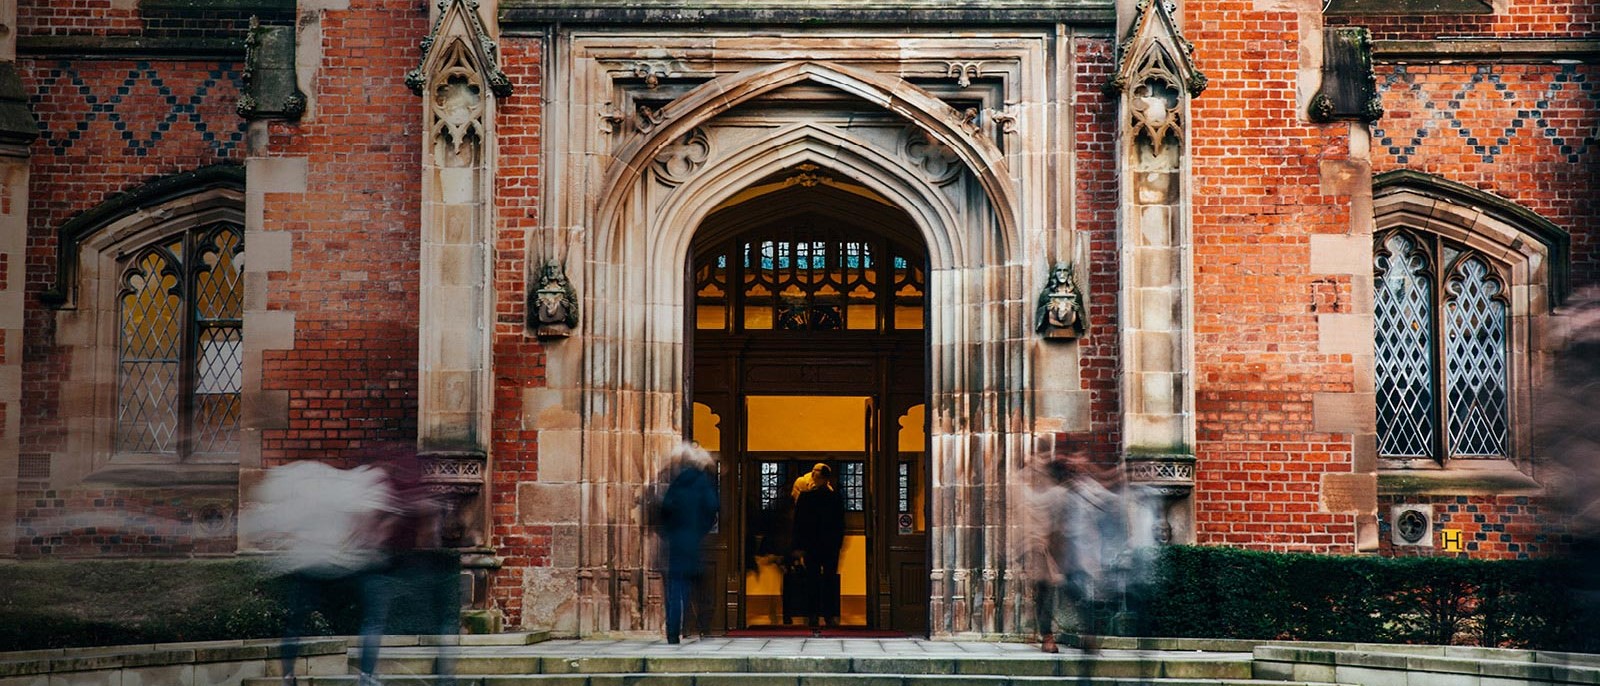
[248,675,1352,686]
[1253,645,1600,685]
[366,655,1254,678]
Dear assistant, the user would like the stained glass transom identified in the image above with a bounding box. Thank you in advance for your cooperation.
[116,223,244,457]
[694,226,925,333]
[1375,233,1435,459]
[1444,257,1508,457]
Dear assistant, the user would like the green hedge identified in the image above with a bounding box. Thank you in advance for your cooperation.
[1,548,1584,652]
[1142,546,1582,650]
[0,559,361,652]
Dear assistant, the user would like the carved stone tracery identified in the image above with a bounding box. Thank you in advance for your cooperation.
[901,127,962,185]
[651,127,711,185]
[431,42,487,167]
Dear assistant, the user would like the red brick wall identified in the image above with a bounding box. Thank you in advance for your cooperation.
[18,54,244,556]
[256,2,426,466]
[1378,495,1568,559]
[1075,37,1125,460]
[488,36,549,629]
[1326,2,1598,40]
[1187,7,1360,552]
[1367,62,1600,288]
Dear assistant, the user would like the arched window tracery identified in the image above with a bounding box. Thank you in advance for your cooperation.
[1374,228,1509,462]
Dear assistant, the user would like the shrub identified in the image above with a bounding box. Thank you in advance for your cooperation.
[0,559,359,652]
[1140,546,1580,650]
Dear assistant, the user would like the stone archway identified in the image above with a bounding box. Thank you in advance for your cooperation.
[528,46,1064,637]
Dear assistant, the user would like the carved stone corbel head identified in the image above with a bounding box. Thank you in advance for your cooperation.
[1035,262,1088,339]
[531,261,580,338]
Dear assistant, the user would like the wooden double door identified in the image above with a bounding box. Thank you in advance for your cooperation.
[690,335,928,634]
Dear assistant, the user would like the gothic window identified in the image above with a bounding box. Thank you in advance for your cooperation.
[1374,229,1509,462]
[116,221,244,459]
[694,224,925,334]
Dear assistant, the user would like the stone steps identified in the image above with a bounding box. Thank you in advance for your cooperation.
[255,676,1344,686]
[240,648,1357,686]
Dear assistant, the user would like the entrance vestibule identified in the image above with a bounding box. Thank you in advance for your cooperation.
[687,171,930,634]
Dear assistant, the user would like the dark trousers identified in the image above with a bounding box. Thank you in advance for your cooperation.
[280,568,391,677]
[1035,581,1057,637]
[801,555,839,626]
[665,572,709,640]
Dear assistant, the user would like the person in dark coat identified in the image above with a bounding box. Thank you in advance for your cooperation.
[657,441,720,643]
[791,462,846,630]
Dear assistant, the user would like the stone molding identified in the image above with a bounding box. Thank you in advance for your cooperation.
[1372,38,1600,62]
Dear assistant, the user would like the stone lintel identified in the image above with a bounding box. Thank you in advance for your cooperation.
[1373,38,1600,62]
[18,35,246,60]
[500,5,1116,31]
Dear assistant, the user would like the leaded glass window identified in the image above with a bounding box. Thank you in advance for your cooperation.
[117,222,243,458]
[694,225,925,333]
[841,461,865,512]
[1374,229,1508,462]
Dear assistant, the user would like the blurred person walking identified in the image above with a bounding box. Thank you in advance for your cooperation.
[1058,446,1122,652]
[792,462,846,632]
[656,441,721,644]
[1537,286,1600,653]
[245,443,455,686]
[1021,453,1072,652]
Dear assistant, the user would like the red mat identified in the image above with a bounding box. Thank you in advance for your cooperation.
[722,628,913,638]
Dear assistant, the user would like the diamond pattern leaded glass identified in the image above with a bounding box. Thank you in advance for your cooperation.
[1375,233,1435,459]
[118,247,183,454]
[1444,257,1508,457]
[116,223,244,458]
[191,227,243,455]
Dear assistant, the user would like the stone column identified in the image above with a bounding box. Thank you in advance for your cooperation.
[1110,0,1206,541]
[0,0,37,558]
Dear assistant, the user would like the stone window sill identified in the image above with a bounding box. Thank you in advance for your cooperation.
[1377,461,1541,497]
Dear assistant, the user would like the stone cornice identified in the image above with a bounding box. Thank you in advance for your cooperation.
[500,3,1115,30]
[1373,38,1600,62]
[19,35,245,60]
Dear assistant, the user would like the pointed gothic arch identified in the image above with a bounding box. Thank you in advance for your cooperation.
[568,59,1035,637]
[592,60,1021,266]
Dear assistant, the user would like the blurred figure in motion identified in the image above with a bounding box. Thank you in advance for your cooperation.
[1537,286,1600,653]
[245,443,455,686]
[656,441,721,644]
[1021,452,1072,652]
[792,462,846,632]
[1058,446,1122,652]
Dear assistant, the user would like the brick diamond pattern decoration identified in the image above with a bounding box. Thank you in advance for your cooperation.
[1444,257,1508,457]
[1375,233,1435,459]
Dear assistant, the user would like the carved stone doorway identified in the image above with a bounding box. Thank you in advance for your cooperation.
[687,174,930,634]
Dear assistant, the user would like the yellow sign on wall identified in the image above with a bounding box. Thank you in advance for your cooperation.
[1440,529,1464,552]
